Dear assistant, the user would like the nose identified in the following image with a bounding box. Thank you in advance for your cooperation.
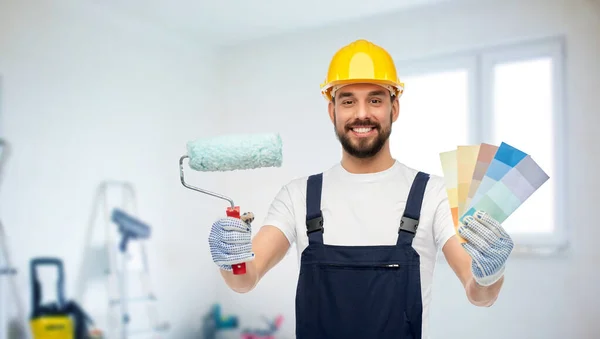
[355,101,369,119]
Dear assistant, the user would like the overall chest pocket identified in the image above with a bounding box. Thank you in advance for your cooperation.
[315,262,414,339]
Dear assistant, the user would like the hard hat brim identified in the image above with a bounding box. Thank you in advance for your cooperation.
[321,79,404,101]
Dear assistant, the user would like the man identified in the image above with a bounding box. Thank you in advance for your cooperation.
[208,39,514,338]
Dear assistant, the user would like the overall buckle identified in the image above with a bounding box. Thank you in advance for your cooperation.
[306,215,324,234]
[399,216,419,234]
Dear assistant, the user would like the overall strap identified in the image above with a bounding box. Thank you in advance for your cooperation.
[397,171,430,246]
[305,173,325,245]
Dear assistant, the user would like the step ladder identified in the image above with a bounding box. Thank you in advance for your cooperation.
[0,221,30,339]
[77,180,169,339]
[0,139,30,339]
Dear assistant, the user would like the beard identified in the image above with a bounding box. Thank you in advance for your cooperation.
[334,110,392,159]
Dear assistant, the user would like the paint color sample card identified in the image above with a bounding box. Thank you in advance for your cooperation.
[465,143,498,210]
[439,150,459,229]
[460,155,549,223]
[439,142,549,241]
[468,142,528,210]
[456,145,480,217]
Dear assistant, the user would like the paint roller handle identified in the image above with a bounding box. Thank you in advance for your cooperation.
[225,206,254,275]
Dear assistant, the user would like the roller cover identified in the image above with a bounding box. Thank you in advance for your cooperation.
[186,133,283,172]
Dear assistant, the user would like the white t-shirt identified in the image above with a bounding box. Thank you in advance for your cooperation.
[263,160,457,339]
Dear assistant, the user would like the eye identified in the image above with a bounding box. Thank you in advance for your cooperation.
[370,98,382,104]
[342,99,354,105]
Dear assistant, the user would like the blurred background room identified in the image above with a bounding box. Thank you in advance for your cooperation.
[0,0,599,338]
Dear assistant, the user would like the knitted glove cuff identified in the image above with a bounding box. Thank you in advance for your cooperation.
[474,264,505,287]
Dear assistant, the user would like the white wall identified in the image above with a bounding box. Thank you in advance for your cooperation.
[217,0,600,338]
[2,0,599,338]
[0,0,225,338]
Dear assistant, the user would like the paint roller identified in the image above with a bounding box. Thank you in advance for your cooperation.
[111,208,151,252]
[179,133,283,275]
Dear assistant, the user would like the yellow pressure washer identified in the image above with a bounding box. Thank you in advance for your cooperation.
[29,257,96,339]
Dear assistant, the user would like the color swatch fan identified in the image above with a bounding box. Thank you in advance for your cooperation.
[439,142,550,242]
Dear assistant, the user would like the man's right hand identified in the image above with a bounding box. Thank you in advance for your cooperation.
[208,216,255,271]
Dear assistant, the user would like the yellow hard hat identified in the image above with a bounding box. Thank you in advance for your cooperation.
[320,39,404,101]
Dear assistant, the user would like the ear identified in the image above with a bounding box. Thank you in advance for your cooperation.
[391,96,400,123]
[328,101,335,124]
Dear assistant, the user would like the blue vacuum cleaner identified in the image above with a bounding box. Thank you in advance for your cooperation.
[201,304,238,339]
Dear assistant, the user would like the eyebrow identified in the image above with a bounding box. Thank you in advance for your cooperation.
[337,90,387,99]
[367,90,387,96]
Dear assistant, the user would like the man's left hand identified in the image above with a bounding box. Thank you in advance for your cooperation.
[458,210,514,287]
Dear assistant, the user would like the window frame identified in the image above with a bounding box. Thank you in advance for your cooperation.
[395,36,568,255]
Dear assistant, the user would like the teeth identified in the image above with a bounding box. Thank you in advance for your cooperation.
[352,127,372,133]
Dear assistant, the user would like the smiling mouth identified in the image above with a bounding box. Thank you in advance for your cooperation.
[350,126,375,134]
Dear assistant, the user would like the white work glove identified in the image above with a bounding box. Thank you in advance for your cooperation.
[458,210,514,286]
[208,214,255,271]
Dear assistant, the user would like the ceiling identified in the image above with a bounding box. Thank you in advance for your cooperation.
[85,0,450,46]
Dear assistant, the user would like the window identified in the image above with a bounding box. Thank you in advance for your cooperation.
[390,69,471,177]
[392,37,567,252]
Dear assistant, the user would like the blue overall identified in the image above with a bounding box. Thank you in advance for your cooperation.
[295,171,430,339]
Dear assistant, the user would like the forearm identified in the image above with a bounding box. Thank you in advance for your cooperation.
[220,261,260,293]
[220,225,289,293]
[466,275,504,307]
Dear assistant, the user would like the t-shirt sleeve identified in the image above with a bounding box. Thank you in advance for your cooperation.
[262,184,297,246]
[432,180,458,249]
